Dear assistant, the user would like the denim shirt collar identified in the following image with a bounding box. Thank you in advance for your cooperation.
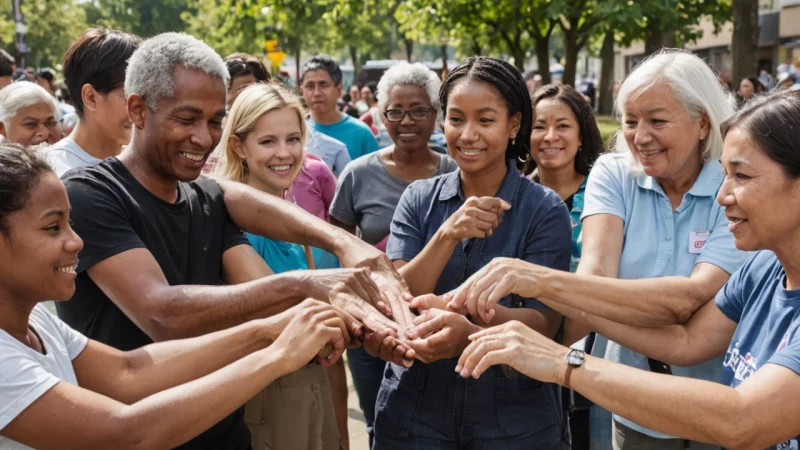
[439,159,523,202]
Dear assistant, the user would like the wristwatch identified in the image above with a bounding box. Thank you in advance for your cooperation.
[563,348,585,388]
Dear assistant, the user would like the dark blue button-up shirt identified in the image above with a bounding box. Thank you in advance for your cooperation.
[376,160,571,443]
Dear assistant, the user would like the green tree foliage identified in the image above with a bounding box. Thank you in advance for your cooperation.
[83,0,192,38]
[0,0,87,68]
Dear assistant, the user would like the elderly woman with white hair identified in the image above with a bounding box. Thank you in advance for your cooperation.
[448,49,749,450]
[329,61,457,445]
[0,81,60,147]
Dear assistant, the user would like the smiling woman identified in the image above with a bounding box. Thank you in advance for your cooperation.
[0,82,61,147]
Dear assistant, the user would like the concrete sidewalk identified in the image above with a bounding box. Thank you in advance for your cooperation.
[345,363,370,450]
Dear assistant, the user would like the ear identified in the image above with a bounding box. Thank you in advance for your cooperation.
[230,135,246,160]
[335,82,343,98]
[699,114,711,141]
[509,111,523,139]
[81,84,99,114]
[127,94,148,130]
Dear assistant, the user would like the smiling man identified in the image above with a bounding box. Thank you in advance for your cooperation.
[58,33,414,450]
[302,55,379,161]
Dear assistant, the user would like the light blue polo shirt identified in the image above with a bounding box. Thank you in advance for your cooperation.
[582,152,749,438]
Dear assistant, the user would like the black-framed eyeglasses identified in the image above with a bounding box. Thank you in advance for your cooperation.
[384,108,434,122]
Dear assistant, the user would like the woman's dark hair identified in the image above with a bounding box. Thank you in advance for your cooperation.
[739,76,763,94]
[225,53,270,88]
[439,56,532,166]
[523,84,605,176]
[721,89,800,179]
[63,28,141,117]
[0,144,53,235]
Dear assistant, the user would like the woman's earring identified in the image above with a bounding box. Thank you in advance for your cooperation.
[512,138,516,145]
[578,145,583,152]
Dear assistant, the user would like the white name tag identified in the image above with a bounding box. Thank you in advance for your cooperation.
[688,230,710,254]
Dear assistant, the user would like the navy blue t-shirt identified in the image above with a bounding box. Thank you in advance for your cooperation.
[716,250,800,449]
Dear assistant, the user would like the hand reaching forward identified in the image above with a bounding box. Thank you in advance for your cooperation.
[270,299,353,371]
[448,258,549,323]
[440,197,511,241]
[403,309,481,363]
[456,321,568,382]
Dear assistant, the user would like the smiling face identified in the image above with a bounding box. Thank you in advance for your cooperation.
[444,79,520,175]
[233,106,304,197]
[530,98,581,173]
[384,84,437,153]
[302,70,341,117]
[133,65,227,182]
[0,102,59,147]
[717,127,800,252]
[622,83,709,182]
[0,172,83,304]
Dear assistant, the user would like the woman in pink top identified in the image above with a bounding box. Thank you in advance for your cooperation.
[291,153,337,222]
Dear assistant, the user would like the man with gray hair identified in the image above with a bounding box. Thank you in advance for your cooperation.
[59,32,415,449]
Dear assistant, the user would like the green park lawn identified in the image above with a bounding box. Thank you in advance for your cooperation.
[596,115,621,149]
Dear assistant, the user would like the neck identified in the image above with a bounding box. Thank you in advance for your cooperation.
[0,293,35,344]
[390,145,437,168]
[246,175,283,198]
[461,160,508,198]
[774,236,800,290]
[537,164,585,201]
[657,157,703,199]
[312,108,343,125]
[119,143,179,203]
[71,119,124,160]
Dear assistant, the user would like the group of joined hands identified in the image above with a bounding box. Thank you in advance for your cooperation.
[260,195,570,387]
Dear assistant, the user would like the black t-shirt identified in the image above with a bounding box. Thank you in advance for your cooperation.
[58,157,251,450]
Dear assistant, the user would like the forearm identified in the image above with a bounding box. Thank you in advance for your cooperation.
[569,355,751,448]
[120,348,290,449]
[540,298,694,363]
[219,179,352,255]
[541,269,704,326]
[477,306,560,339]
[114,320,269,403]
[397,230,458,296]
[145,272,304,341]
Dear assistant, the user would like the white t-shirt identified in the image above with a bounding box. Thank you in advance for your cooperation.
[42,137,103,178]
[0,305,88,449]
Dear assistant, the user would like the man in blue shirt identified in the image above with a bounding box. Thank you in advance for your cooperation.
[300,55,379,162]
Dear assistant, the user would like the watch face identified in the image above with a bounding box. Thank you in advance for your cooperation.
[567,350,584,366]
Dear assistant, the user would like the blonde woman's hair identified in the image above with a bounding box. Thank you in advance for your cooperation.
[613,49,735,176]
[216,82,307,183]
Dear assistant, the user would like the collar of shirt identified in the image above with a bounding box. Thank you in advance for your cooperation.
[633,159,723,204]
[439,158,523,202]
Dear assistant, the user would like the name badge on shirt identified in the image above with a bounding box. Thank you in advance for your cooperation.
[688,230,710,254]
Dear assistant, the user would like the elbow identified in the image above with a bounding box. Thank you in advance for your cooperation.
[715,423,760,450]
[138,290,186,342]
[667,294,701,325]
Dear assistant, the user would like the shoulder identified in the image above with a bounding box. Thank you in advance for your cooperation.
[342,115,374,134]
[60,160,120,198]
[591,152,631,178]
[310,129,347,149]
[739,250,781,281]
[517,175,565,210]
[344,151,381,174]
[440,154,459,173]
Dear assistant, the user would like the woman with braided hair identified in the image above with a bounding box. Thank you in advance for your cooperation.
[372,56,571,449]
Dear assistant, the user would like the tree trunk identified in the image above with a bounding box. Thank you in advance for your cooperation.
[562,28,579,87]
[644,18,663,57]
[404,37,413,62]
[349,45,359,78]
[732,0,760,88]
[535,37,551,85]
[440,44,448,80]
[598,28,616,116]
[295,47,301,88]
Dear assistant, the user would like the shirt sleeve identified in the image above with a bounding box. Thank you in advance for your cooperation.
[386,182,423,262]
[45,311,89,360]
[330,165,359,225]
[767,325,800,376]
[334,145,351,176]
[697,203,749,275]
[0,344,63,430]
[581,155,626,221]
[513,201,572,312]
[63,173,146,273]
[714,253,756,323]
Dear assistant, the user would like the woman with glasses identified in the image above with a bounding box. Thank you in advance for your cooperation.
[329,62,457,446]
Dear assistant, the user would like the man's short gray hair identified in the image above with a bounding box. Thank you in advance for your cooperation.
[377,62,441,119]
[125,32,229,111]
[0,81,60,128]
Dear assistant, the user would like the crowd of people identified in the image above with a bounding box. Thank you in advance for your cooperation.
[1,26,799,450]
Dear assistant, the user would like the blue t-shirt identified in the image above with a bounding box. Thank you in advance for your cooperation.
[716,251,800,448]
[246,232,308,274]
[581,153,749,438]
[309,115,379,161]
